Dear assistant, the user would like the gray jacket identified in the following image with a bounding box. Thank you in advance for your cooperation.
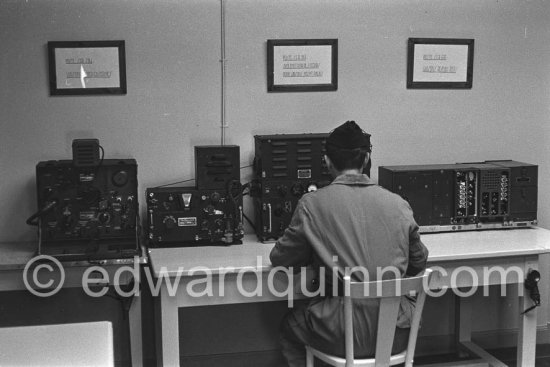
[270,173,429,353]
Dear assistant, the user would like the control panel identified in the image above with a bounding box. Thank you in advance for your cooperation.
[146,186,244,246]
[378,160,537,232]
[31,159,139,260]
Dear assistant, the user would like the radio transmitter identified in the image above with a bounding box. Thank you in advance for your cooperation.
[28,159,139,260]
[378,160,537,233]
[147,144,243,247]
[253,133,333,242]
[146,185,244,246]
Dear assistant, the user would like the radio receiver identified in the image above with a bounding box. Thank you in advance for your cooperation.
[146,185,243,246]
[28,158,139,260]
[253,133,332,241]
[146,145,243,247]
[378,160,537,232]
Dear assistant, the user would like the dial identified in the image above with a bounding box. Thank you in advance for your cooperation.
[112,170,129,187]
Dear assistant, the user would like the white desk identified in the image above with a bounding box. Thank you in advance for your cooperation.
[148,227,550,367]
[0,321,114,366]
[0,242,144,367]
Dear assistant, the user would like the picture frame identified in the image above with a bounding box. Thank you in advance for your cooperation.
[407,38,474,89]
[48,40,127,95]
[267,39,338,92]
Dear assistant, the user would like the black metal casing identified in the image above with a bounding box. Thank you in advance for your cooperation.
[146,145,243,247]
[35,159,139,260]
[378,160,537,232]
[195,145,240,190]
[146,186,243,247]
[253,134,332,241]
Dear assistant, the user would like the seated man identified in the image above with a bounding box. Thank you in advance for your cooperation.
[270,120,429,367]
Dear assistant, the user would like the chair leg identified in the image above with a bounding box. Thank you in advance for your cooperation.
[306,348,314,367]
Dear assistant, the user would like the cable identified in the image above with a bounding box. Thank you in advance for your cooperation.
[154,178,195,188]
[220,0,227,145]
[154,163,251,189]
[92,145,106,177]
[226,179,243,219]
[243,212,256,232]
[26,200,58,226]
[522,270,541,314]
[98,145,105,164]
[235,181,257,232]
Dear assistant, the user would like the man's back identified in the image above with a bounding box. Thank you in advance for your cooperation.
[271,174,427,285]
[270,121,428,367]
[270,174,429,362]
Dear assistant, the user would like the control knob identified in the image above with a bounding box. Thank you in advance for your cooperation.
[291,183,304,197]
[210,192,221,203]
[112,170,129,187]
[163,216,177,229]
[98,212,111,224]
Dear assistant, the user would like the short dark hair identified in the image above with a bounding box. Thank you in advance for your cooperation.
[326,145,369,171]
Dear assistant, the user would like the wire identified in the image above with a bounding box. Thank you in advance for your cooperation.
[26,200,58,226]
[235,181,257,231]
[98,145,105,164]
[226,179,243,219]
[92,145,106,177]
[154,178,195,188]
[243,212,256,232]
[154,162,252,189]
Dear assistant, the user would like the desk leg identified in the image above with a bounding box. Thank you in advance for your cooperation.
[517,293,537,367]
[454,294,473,357]
[129,293,143,367]
[155,286,179,367]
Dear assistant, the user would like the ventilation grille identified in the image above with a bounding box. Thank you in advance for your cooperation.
[72,139,100,167]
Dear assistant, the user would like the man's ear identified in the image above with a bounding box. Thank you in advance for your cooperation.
[324,155,333,171]
[363,152,371,168]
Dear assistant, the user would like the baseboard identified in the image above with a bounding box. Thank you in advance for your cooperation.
[119,325,550,367]
[180,350,285,367]
[416,323,550,356]
[119,351,285,367]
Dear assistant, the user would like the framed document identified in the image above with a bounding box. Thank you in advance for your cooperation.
[407,38,474,89]
[267,39,338,92]
[48,40,127,95]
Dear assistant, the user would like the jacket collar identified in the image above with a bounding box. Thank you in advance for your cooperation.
[331,173,375,186]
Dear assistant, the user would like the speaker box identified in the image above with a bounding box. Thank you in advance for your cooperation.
[195,145,240,190]
[72,139,101,167]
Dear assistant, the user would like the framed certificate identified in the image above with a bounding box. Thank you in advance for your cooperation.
[267,39,338,92]
[48,40,127,95]
[407,38,474,89]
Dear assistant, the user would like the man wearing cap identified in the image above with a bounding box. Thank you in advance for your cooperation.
[270,121,429,366]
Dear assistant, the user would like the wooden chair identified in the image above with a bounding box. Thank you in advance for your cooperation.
[306,269,433,367]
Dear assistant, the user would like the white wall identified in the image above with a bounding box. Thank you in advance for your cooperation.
[1,0,548,243]
[1,0,222,241]
[1,0,549,362]
[224,0,550,213]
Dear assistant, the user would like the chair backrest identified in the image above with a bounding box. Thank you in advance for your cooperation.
[342,268,433,367]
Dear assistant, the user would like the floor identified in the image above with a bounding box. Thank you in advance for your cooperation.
[413,344,550,367]
[288,345,550,367]
[136,345,550,366]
